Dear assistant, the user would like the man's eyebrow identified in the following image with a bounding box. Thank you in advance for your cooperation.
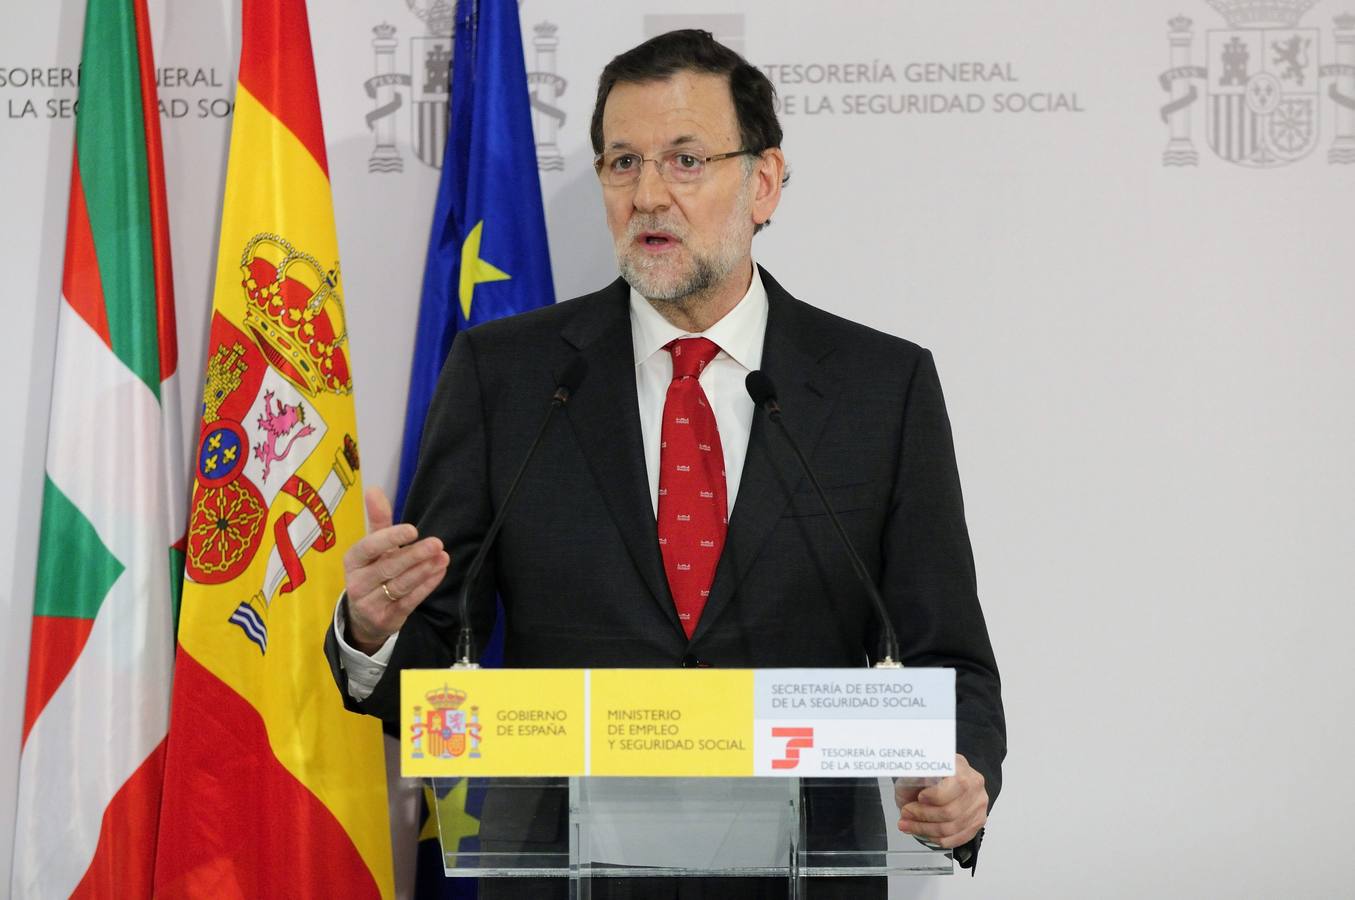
[603,135,706,152]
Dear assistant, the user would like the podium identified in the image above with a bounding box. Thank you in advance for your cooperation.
[403,667,957,894]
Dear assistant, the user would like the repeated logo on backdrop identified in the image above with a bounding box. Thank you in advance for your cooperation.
[1159,0,1355,167]
[363,0,566,173]
[364,2,451,172]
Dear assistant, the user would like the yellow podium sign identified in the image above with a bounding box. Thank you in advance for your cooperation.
[401,669,585,778]
[589,669,753,776]
[400,667,955,779]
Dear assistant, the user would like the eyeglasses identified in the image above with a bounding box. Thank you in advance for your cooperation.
[593,148,759,187]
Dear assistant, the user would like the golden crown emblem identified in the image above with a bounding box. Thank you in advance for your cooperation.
[239,233,352,397]
[426,684,468,710]
[1205,0,1317,29]
[408,0,455,35]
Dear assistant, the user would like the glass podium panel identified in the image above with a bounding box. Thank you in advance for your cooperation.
[430,776,953,882]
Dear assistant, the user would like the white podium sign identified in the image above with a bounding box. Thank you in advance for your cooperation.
[752,669,956,778]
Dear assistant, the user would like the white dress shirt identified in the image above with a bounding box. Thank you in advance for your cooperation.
[630,264,768,518]
[336,264,769,700]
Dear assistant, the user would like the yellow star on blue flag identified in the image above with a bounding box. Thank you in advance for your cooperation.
[419,778,480,847]
[458,220,511,319]
[394,0,557,521]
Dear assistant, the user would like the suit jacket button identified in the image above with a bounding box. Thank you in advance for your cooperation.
[681,653,700,668]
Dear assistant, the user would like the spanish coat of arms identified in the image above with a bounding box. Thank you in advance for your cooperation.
[1159,0,1355,167]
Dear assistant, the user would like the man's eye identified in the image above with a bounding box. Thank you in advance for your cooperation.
[610,155,639,171]
[674,154,701,169]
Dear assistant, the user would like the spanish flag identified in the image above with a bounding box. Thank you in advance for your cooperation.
[153,1,394,896]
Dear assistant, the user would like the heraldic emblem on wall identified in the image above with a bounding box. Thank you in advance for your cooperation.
[411,685,483,760]
[186,234,360,653]
[1159,0,1355,167]
[366,1,454,172]
[364,1,567,173]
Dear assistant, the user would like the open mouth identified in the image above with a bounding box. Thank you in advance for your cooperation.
[638,231,678,250]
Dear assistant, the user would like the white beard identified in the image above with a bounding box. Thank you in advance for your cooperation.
[615,189,753,308]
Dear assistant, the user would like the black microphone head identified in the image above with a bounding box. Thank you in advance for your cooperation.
[555,356,588,402]
[745,370,778,408]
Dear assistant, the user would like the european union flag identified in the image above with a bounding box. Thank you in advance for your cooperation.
[401,6,554,894]
[396,0,556,518]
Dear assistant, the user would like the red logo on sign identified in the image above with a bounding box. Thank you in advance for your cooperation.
[770,727,814,770]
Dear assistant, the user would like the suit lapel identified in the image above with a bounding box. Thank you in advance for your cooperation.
[561,281,685,638]
[692,270,840,644]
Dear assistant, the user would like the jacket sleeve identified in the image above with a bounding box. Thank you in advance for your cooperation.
[880,348,1006,861]
[323,330,500,729]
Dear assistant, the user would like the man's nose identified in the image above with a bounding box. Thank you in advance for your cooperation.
[631,159,672,213]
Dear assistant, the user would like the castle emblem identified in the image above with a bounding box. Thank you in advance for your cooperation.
[407,0,455,169]
[1159,1,1355,167]
[411,685,483,760]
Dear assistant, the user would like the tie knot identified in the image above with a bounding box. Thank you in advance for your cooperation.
[665,337,721,380]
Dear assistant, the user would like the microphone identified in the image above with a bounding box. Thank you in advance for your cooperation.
[745,370,903,669]
[454,357,588,667]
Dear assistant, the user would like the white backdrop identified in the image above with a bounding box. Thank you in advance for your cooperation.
[3,1,1354,897]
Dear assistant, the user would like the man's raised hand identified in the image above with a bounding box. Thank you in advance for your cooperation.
[341,487,449,654]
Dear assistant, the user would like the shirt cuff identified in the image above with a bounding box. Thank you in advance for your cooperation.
[332,594,398,702]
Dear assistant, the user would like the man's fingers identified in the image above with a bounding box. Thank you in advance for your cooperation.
[896,817,958,841]
[358,548,448,613]
[901,823,978,849]
[401,565,450,614]
[352,540,442,598]
[900,798,965,824]
[345,486,405,567]
[897,754,986,849]
[897,813,983,848]
[920,754,978,800]
[917,774,964,807]
[382,552,449,605]
[893,783,923,810]
[345,523,421,569]
[365,486,394,532]
[346,538,444,633]
[350,559,449,645]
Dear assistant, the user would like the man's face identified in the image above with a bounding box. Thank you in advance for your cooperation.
[599,71,758,305]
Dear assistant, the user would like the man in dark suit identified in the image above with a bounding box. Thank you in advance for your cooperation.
[327,29,1004,897]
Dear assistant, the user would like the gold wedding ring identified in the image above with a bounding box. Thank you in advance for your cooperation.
[381,582,399,602]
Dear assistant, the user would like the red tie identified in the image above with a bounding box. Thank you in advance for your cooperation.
[657,338,727,638]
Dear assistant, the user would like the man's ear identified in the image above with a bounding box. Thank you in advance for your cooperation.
[751,148,786,227]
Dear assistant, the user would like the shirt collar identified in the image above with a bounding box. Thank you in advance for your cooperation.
[629,262,769,371]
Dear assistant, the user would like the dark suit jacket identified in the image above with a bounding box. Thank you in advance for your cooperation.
[325,267,1005,870]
